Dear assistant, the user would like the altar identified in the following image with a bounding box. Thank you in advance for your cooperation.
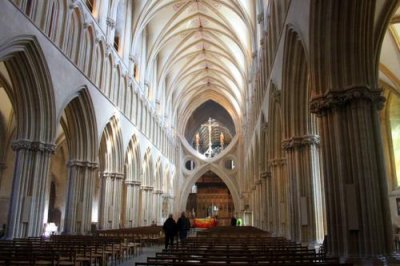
[192,217,218,228]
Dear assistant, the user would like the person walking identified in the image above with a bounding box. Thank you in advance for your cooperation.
[177,211,190,242]
[163,214,177,249]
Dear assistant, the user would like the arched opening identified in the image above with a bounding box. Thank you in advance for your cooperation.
[97,116,124,230]
[185,100,236,158]
[186,171,235,227]
[0,37,55,238]
[0,64,16,233]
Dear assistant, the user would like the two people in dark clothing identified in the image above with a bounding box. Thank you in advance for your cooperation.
[163,212,191,249]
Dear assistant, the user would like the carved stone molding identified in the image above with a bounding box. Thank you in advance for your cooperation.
[124,180,141,186]
[68,159,98,169]
[106,17,116,28]
[140,185,154,191]
[282,135,320,150]
[273,89,281,103]
[260,171,271,179]
[257,13,264,23]
[268,158,286,166]
[310,87,385,116]
[153,189,163,194]
[102,172,125,179]
[129,54,136,62]
[11,140,56,153]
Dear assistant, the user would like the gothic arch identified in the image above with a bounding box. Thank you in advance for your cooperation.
[98,116,124,229]
[0,35,56,142]
[125,134,141,182]
[282,26,311,138]
[0,35,56,238]
[60,87,98,162]
[57,87,98,233]
[179,164,240,215]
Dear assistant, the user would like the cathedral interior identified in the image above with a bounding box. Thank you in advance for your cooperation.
[1,0,400,263]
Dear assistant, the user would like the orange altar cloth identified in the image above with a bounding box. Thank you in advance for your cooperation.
[192,217,217,228]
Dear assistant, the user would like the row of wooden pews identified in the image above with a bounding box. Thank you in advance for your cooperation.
[136,226,352,266]
[0,226,163,265]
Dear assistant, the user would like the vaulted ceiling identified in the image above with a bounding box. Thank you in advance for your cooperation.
[132,0,256,135]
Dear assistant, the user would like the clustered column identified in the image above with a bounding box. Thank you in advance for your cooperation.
[269,158,288,238]
[139,185,153,225]
[99,172,124,229]
[124,180,141,227]
[282,135,325,247]
[310,87,392,259]
[64,160,98,234]
[7,140,55,238]
[153,189,163,224]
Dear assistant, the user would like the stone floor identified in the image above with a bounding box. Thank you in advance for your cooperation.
[118,244,164,266]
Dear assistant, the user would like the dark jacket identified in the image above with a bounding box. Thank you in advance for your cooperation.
[177,216,190,232]
[163,217,177,235]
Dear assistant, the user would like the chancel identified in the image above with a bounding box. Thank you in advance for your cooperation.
[0,0,400,265]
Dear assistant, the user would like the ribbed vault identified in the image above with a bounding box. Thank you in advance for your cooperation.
[132,0,255,134]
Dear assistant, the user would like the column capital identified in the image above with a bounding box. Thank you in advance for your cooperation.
[260,171,271,179]
[269,157,286,166]
[67,159,98,169]
[310,86,385,116]
[102,172,124,179]
[11,139,55,153]
[282,135,320,150]
[140,185,153,191]
[125,180,141,186]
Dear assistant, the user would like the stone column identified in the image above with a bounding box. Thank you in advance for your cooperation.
[99,172,112,229]
[125,180,141,228]
[282,135,325,247]
[260,172,268,230]
[99,172,124,229]
[310,87,392,259]
[112,173,124,229]
[270,158,288,237]
[140,185,153,225]
[147,187,154,225]
[0,162,6,187]
[133,182,141,227]
[64,160,98,234]
[264,171,272,232]
[106,17,116,47]
[7,140,55,238]
[153,190,163,224]
[256,179,265,229]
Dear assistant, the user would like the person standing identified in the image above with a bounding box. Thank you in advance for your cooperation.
[163,214,177,249]
[231,216,237,226]
[177,211,190,242]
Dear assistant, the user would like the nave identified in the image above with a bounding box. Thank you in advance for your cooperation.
[0,226,359,265]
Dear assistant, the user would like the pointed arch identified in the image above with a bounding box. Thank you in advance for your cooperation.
[61,87,98,162]
[65,7,83,64]
[179,164,241,215]
[0,35,55,142]
[99,116,124,173]
[125,134,140,182]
